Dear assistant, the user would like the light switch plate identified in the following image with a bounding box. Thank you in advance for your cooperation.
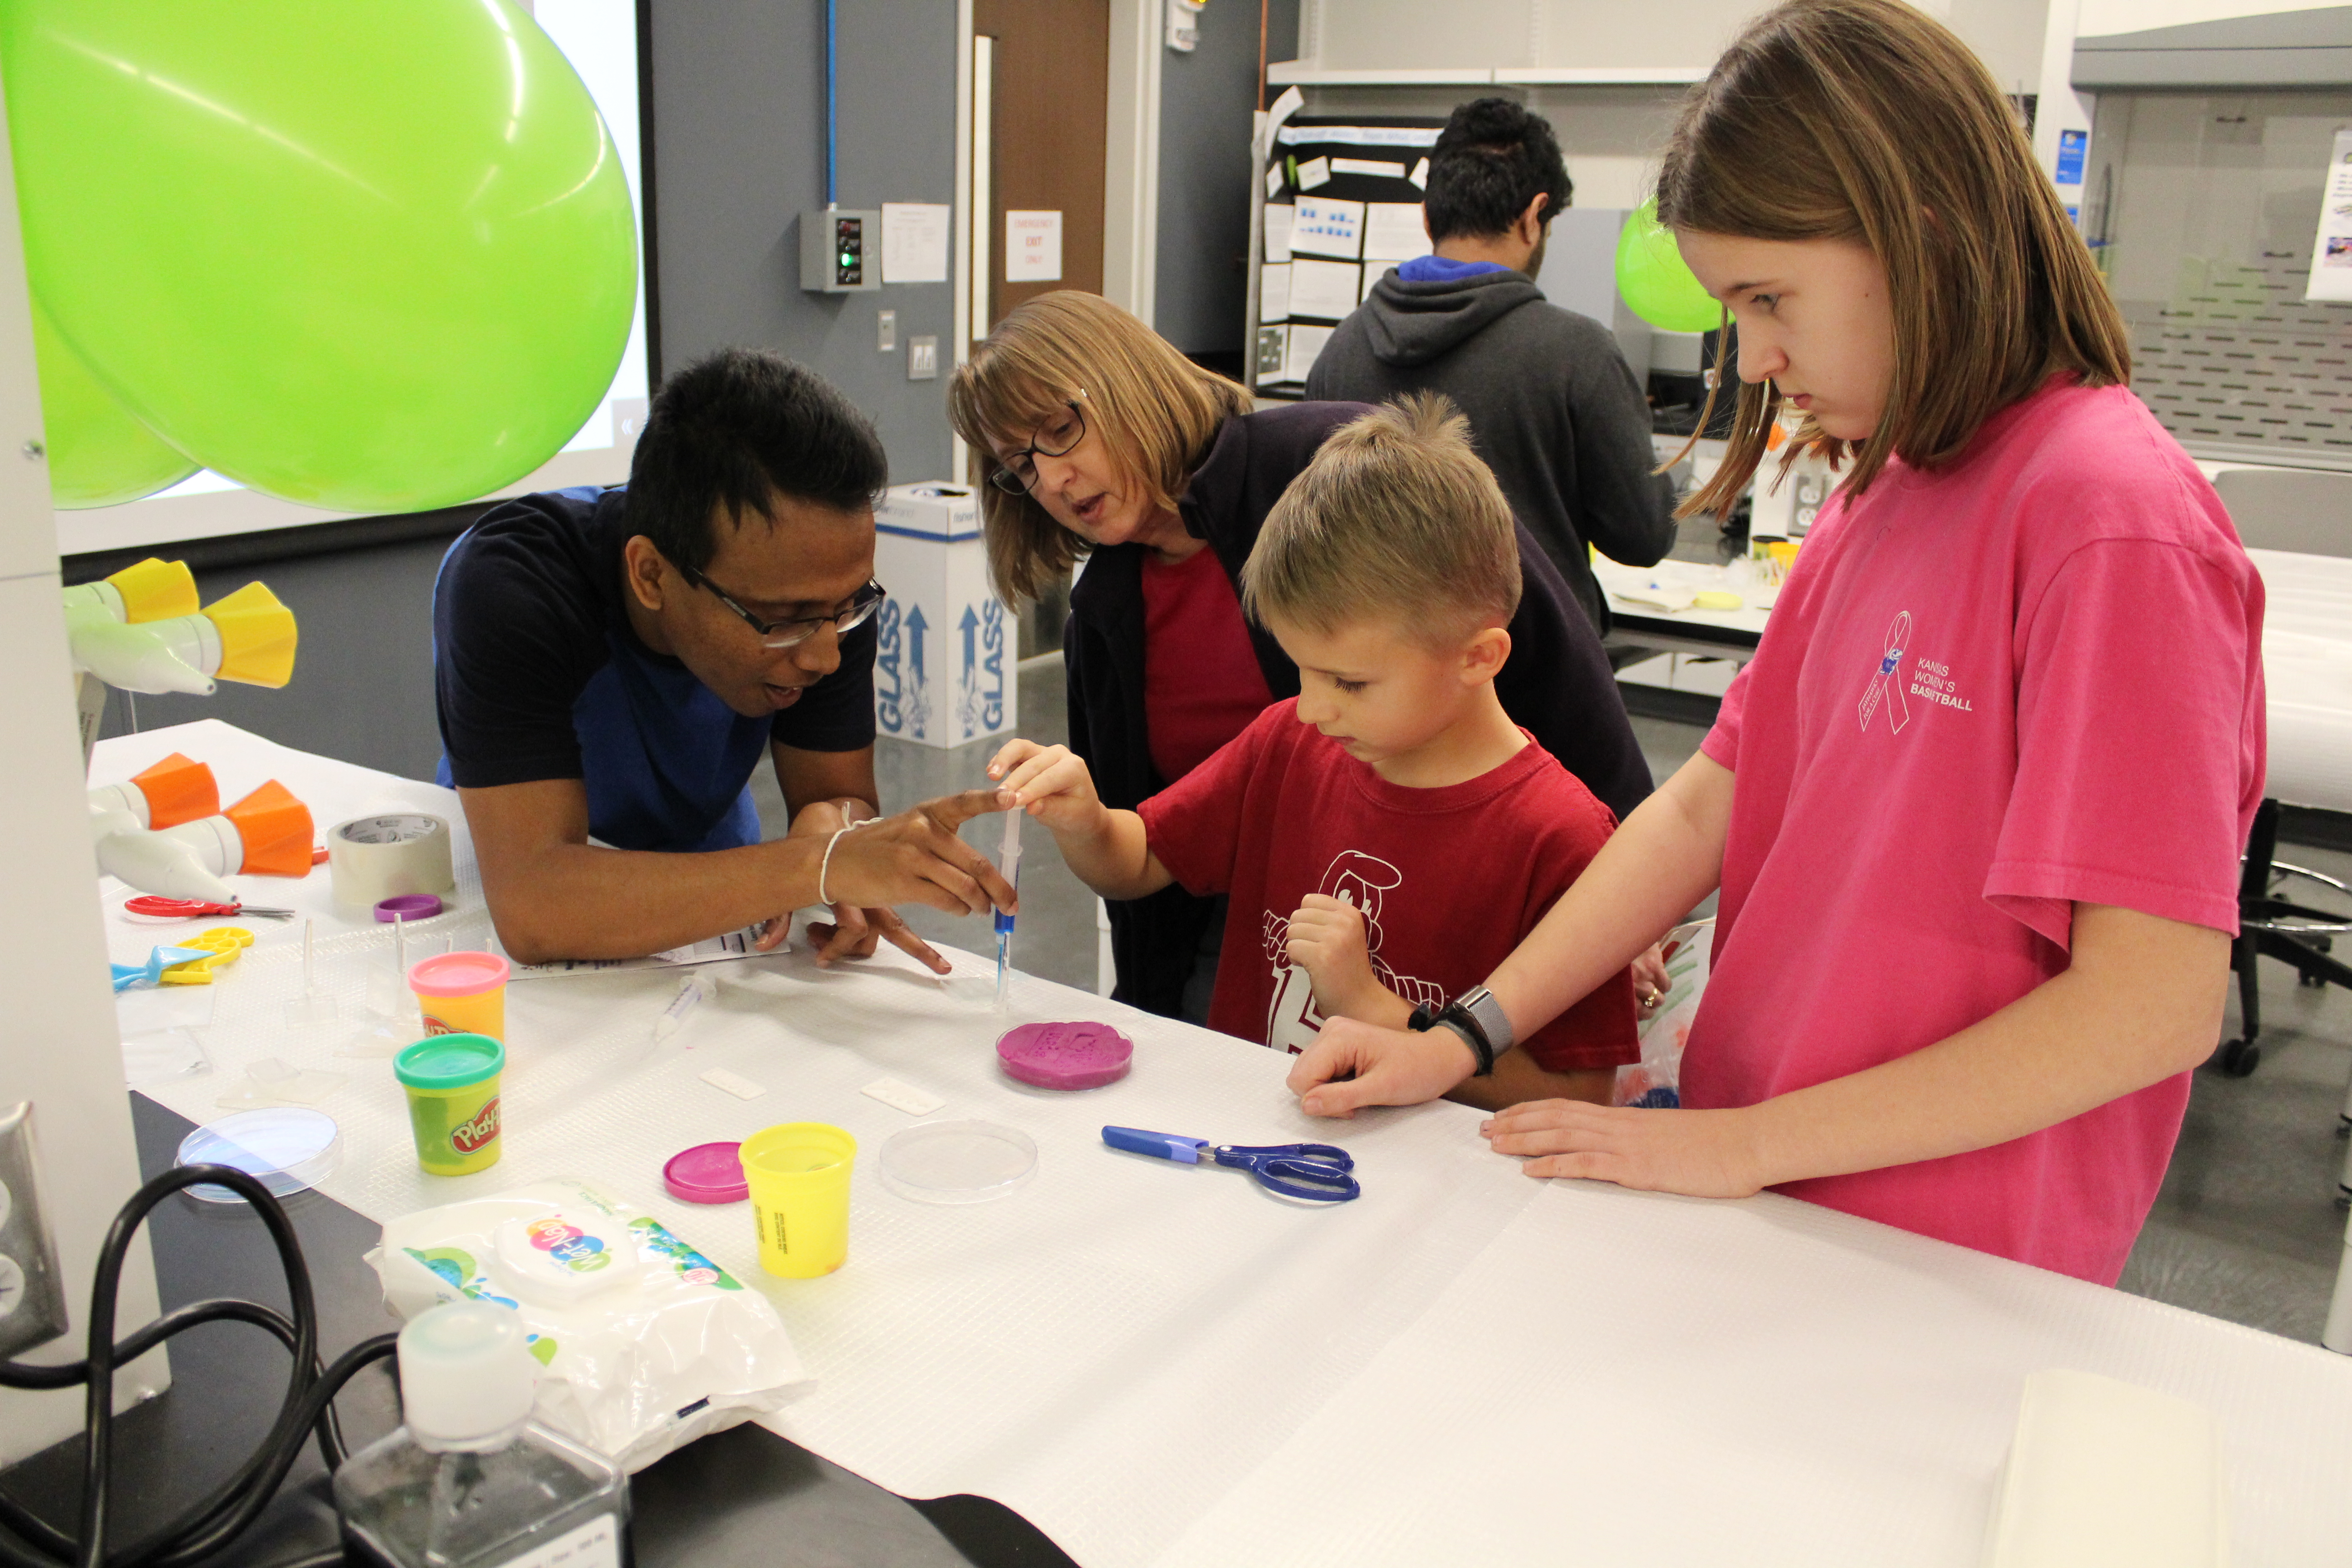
[908,335,939,381]
[878,309,897,352]
[0,1102,70,1358]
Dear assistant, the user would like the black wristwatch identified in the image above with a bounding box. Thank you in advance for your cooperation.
[1407,986,1514,1078]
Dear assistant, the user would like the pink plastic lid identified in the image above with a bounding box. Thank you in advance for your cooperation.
[664,1142,747,1204]
[407,951,510,999]
[997,1021,1134,1091]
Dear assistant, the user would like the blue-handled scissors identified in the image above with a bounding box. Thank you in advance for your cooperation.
[1101,1126,1360,1202]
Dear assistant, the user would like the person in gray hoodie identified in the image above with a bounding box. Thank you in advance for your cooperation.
[1307,98,1678,635]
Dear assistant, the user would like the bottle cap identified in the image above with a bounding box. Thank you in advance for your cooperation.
[397,1300,537,1450]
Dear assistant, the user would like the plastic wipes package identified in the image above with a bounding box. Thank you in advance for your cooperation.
[366,1178,807,1470]
[1613,920,1714,1109]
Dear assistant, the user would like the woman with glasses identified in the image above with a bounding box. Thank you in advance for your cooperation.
[436,349,1016,965]
[948,290,1651,1021]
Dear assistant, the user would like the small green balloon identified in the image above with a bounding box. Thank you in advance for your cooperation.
[30,301,197,510]
[1616,197,1720,335]
[1,0,637,513]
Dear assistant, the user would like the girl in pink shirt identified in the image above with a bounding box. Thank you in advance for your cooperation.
[1284,0,2266,1284]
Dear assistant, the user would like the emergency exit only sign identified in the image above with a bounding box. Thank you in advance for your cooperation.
[1005,210,1062,282]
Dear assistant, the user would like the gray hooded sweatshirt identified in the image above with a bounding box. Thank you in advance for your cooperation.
[1306,266,1678,634]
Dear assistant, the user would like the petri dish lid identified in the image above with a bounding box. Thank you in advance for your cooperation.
[176,1107,343,1204]
[878,1120,1038,1205]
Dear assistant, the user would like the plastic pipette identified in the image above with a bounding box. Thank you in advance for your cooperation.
[995,808,1023,1008]
[653,972,716,1045]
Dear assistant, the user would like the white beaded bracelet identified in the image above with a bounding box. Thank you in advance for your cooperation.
[816,817,876,906]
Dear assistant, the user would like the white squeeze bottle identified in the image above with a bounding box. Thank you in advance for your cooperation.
[335,1300,631,1568]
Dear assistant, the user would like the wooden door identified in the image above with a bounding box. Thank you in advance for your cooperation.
[973,0,1108,333]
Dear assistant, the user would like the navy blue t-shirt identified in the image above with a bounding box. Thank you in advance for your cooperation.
[432,485,877,852]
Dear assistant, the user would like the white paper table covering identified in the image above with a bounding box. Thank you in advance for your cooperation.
[92,723,2352,1566]
[2250,547,2352,813]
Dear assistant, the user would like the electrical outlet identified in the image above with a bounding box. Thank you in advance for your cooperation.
[0,1102,70,1358]
[908,336,938,382]
[877,309,897,352]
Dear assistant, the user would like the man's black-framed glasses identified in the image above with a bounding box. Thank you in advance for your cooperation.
[989,400,1087,495]
[682,567,887,649]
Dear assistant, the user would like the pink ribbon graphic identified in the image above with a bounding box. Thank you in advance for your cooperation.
[1857,610,1911,734]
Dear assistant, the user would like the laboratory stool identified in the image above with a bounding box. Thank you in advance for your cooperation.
[2216,798,2352,1081]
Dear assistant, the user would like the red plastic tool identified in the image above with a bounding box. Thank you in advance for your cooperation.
[123,897,296,921]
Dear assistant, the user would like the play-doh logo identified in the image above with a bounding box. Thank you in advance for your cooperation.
[524,1216,612,1273]
[450,1096,502,1154]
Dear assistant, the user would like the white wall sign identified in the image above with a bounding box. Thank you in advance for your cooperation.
[2310,129,2352,303]
[881,201,951,284]
[1289,196,1364,260]
[1005,210,1063,282]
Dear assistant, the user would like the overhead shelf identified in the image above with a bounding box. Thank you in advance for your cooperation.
[1266,62,1709,87]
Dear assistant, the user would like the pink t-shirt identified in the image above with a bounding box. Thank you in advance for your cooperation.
[1691,379,2265,1284]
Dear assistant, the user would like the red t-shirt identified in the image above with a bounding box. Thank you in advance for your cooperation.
[1142,546,1277,784]
[1137,700,1638,1070]
[1691,378,2265,1284]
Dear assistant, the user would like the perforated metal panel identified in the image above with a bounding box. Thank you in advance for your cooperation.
[2089,90,2352,468]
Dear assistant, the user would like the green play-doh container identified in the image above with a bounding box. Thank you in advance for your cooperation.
[394,1033,505,1176]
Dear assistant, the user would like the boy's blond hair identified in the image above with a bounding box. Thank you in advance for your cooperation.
[1242,393,1520,646]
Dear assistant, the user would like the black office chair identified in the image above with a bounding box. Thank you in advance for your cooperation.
[2217,799,2352,1077]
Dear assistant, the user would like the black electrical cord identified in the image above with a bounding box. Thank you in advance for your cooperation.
[0,1163,399,1568]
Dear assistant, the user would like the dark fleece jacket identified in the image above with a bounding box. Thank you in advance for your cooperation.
[1307,267,1678,633]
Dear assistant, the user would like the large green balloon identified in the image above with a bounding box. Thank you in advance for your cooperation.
[0,0,636,513]
[30,302,197,509]
[1616,197,1720,335]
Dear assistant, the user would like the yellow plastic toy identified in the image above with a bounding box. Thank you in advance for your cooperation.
[160,925,255,985]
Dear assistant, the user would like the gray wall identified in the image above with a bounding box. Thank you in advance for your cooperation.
[1154,0,1300,358]
[649,0,963,485]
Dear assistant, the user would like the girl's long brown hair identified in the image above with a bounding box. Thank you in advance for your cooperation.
[1662,0,2131,518]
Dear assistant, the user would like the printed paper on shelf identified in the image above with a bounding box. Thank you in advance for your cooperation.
[1362,202,1431,262]
[2310,128,2352,302]
[1409,157,1430,189]
[1263,203,1294,263]
[1331,157,1404,178]
[1259,263,1293,322]
[1284,323,1334,384]
[1254,324,1290,387]
[1289,196,1365,260]
[1359,265,1382,306]
[1287,259,1362,322]
[1265,164,1285,198]
[1296,156,1331,191]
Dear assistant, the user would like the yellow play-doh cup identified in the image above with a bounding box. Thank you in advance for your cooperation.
[739,1122,857,1278]
[394,1034,505,1176]
[408,951,509,1041]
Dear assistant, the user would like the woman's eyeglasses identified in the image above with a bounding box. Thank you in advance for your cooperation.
[989,400,1087,495]
[681,568,888,649]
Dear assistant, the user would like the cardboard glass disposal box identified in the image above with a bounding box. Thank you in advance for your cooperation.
[871,483,1017,749]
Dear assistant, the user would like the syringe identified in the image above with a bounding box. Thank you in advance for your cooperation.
[994,806,1023,1008]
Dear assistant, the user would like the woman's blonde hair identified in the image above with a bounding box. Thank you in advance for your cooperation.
[1242,393,1520,646]
[946,291,1252,603]
[1662,0,2131,517]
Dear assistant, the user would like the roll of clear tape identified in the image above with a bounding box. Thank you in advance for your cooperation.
[328,813,456,910]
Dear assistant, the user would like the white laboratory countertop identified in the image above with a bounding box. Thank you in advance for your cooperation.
[94,720,2352,1567]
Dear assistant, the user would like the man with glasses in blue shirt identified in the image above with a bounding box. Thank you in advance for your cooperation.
[435,348,1013,965]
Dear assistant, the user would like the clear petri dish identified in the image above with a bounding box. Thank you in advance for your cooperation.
[878,1119,1038,1205]
[176,1107,343,1204]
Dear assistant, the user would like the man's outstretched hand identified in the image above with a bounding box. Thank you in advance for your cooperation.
[1286,1015,1480,1118]
[780,793,1018,972]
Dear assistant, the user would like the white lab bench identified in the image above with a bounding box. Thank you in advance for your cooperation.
[88,719,2352,1567]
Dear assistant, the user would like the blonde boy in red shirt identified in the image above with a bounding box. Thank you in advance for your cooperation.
[987,395,1638,1108]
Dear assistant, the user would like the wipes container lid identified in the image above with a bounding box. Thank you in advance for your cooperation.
[397,1300,537,1451]
[490,1210,642,1303]
[396,1034,504,1091]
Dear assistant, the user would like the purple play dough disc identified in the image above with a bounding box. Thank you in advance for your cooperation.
[997,1021,1134,1090]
